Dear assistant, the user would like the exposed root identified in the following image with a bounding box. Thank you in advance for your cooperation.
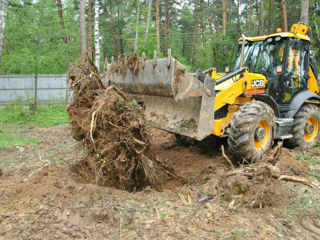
[67,54,175,192]
[221,145,235,170]
[277,175,319,189]
[216,143,317,209]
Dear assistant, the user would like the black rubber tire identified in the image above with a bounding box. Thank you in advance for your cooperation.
[175,134,196,146]
[227,101,276,163]
[285,104,320,149]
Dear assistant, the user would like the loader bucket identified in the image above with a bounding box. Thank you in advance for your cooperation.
[104,51,215,141]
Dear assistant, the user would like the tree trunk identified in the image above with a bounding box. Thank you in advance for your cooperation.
[88,0,93,59]
[216,12,220,34]
[134,4,139,52]
[222,0,226,36]
[144,0,152,46]
[117,0,124,55]
[164,0,170,52]
[281,0,288,31]
[110,4,118,57]
[300,0,309,24]
[192,4,198,65]
[267,0,272,34]
[258,0,264,35]
[227,0,232,23]
[200,0,205,46]
[56,0,71,70]
[94,0,100,70]
[247,0,252,35]
[207,3,217,69]
[155,0,160,52]
[79,0,86,60]
[237,0,241,34]
[0,0,8,73]
[313,0,320,43]
[33,55,38,115]
[32,24,39,116]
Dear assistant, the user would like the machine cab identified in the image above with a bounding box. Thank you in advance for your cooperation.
[233,24,319,106]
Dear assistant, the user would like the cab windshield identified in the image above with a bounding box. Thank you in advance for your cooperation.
[233,37,309,104]
[233,38,286,75]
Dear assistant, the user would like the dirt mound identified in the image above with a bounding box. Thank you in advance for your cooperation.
[217,163,285,209]
[67,56,175,191]
[275,148,309,175]
[207,144,314,209]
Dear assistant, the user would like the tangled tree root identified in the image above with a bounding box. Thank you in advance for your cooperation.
[68,56,175,192]
[217,142,318,208]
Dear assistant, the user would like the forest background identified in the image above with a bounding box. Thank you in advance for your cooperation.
[0,0,319,75]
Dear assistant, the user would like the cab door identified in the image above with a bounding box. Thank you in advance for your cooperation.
[281,39,309,103]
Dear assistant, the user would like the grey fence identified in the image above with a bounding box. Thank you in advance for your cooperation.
[0,74,72,104]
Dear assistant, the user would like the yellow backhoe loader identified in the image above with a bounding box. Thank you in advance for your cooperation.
[104,23,320,162]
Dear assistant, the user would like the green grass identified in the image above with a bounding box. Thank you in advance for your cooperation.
[0,130,38,148]
[0,103,69,147]
[0,104,69,127]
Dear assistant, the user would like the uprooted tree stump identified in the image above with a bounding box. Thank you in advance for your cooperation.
[67,56,176,192]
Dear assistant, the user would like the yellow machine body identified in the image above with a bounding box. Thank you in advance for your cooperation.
[208,23,319,138]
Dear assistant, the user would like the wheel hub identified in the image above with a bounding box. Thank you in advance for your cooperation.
[304,116,319,142]
[305,123,314,135]
[255,127,266,142]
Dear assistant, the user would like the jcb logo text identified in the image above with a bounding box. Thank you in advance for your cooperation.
[251,80,264,88]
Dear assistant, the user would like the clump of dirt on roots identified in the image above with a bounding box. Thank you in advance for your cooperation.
[67,56,175,192]
[108,54,140,76]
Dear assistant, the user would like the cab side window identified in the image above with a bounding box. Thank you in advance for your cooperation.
[283,39,308,103]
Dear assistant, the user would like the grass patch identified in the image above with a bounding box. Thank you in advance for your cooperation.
[0,104,69,127]
[0,130,38,148]
[0,101,69,147]
[295,154,318,165]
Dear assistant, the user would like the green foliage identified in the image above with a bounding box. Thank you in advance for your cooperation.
[1,0,320,74]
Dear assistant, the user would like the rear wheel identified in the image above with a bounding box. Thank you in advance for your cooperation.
[286,104,320,148]
[228,101,275,163]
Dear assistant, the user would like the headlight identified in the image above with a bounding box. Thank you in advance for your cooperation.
[275,36,282,41]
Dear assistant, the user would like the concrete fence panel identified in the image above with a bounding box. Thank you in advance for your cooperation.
[0,75,72,104]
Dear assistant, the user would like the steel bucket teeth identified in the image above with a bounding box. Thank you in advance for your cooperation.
[105,50,203,100]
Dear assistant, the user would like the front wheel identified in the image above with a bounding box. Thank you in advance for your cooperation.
[228,101,276,163]
[286,104,320,148]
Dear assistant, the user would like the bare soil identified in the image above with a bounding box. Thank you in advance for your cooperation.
[1,125,320,239]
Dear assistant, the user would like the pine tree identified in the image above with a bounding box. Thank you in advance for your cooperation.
[79,0,86,59]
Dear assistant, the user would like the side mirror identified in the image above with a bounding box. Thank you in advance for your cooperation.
[276,65,283,75]
[225,66,230,74]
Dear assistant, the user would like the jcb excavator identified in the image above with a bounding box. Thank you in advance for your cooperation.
[105,23,320,162]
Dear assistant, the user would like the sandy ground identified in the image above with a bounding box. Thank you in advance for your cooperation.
[0,125,320,239]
